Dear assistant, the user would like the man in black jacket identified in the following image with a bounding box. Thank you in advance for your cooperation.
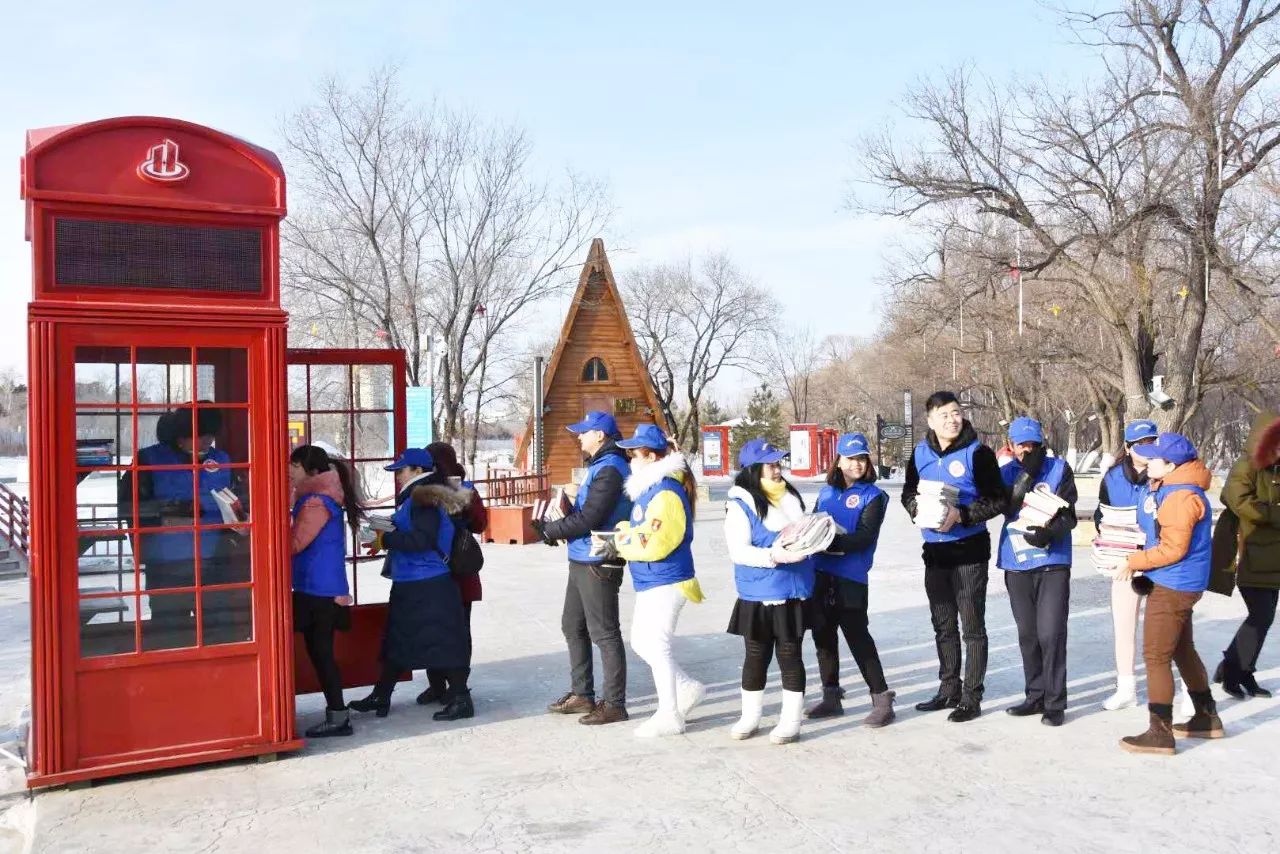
[902,391,1007,722]
[533,411,633,725]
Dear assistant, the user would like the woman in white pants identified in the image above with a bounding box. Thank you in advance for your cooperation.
[610,424,706,737]
[1096,420,1193,715]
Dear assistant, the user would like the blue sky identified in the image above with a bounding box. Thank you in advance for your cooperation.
[0,1,1096,399]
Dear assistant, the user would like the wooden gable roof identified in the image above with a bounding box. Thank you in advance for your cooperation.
[515,238,670,474]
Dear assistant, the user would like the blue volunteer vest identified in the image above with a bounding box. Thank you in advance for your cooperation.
[913,440,987,542]
[291,493,349,597]
[625,478,695,592]
[1137,482,1212,593]
[1102,463,1145,509]
[387,496,454,582]
[730,498,815,602]
[566,452,633,563]
[814,482,885,584]
[138,443,233,564]
[997,456,1073,571]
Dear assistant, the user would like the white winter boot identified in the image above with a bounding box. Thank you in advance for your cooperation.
[769,690,805,745]
[730,689,765,740]
[677,678,706,720]
[1103,675,1138,711]
[634,712,685,738]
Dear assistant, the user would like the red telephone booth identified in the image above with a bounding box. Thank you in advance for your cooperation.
[788,424,820,477]
[22,117,307,787]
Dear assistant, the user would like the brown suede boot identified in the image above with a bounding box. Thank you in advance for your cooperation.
[805,686,844,719]
[1120,708,1176,755]
[547,692,595,715]
[579,701,629,725]
[1172,690,1225,739]
[863,690,896,728]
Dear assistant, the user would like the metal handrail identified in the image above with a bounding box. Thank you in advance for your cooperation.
[473,472,549,507]
[0,481,30,559]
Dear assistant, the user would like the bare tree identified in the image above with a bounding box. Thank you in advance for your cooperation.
[625,253,779,448]
[763,325,823,422]
[281,68,611,462]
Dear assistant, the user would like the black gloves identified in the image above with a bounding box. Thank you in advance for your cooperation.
[1022,525,1053,548]
[1021,444,1048,479]
[530,519,558,547]
[825,533,858,555]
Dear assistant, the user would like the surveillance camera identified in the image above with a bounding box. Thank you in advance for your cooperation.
[1147,389,1174,411]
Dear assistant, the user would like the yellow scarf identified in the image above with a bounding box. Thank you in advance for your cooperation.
[761,477,788,507]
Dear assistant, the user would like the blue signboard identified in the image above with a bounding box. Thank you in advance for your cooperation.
[405,386,433,448]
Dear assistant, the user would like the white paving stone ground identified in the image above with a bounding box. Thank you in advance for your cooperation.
[4,484,1280,853]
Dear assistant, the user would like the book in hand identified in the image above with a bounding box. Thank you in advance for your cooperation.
[359,513,395,544]
[1007,483,1069,535]
[210,488,248,535]
[914,480,960,529]
[1092,504,1145,578]
[532,487,573,523]
[775,513,837,557]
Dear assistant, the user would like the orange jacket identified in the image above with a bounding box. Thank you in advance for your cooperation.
[1128,459,1213,572]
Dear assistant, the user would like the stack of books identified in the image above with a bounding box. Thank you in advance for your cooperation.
[1008,483,1070,535]
[1093,504,1146,577]
[915,480,960,529]
[76,439,114,467]
[775,512,837,557]
[532,486,573,524]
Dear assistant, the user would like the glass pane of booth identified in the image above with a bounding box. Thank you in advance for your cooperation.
[140,592,197,651]
[354,410,393,461]
[353,363,392,413]
[80,593,138,658]
[135,347,195,406]
[201,529,251,585]
[208,406,250,465]
[74,348,130,405]
[287,364,309,411]
[201,587,253,646]
[75,410,127,468]
[76,468,127,532]
[78,533,137,593]
[306,412,352,459]
[307,363,352,411]
[195,348,249,403]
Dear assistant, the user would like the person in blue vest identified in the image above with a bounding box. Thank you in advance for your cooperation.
[901,391,1007,722]
[532,411,633,725]
[1117,433,1223,755]
[120,406,233,645]
[725,438,813,744]
[1094,419,1159,712]
[349,447,474,721]
[997,417,1077,727]
[804,432,896,727]
[606,423,706,737]
[289,444,363,738]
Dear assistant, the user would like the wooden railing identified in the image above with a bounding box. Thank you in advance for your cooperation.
[0,482,30,559]
[474,471,549,507]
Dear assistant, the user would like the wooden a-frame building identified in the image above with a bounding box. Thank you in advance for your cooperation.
[516,238,669,485]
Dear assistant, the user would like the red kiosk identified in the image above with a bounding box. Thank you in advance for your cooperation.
[21,117,406,788]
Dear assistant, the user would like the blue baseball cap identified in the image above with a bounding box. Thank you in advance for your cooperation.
[1008,416,1044,446]
[837,432,872,458]
[617,423,669,451]
[739,437,789,468]
[567,410,619,436]
[1124,419,1159,444]
[385,447,434,471]
[1132,431,1197,465]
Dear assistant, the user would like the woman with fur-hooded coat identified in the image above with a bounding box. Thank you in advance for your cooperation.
[1215,410,1280,699]
[349,448,475,721]
[609,425,706,737]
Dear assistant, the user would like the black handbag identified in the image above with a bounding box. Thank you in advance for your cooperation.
[449,527,485,577]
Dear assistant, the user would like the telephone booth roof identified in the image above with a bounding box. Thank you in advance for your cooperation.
[22,116,286,226]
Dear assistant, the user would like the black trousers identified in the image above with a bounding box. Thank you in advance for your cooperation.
[562,560,626,706]
[924,561,989,704]
[294,593,347,712]
[376,661,467,699]
[427,602,473,694]
[742,638,806,692]
[1225,586,1279,673]
[811,573,888,694]
[1004,566,1070,713]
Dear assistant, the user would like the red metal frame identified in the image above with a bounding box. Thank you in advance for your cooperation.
[24,117,299,789]
[285,348,407,693]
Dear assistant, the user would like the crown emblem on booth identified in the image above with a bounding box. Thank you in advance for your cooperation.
[137,138,190,183]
